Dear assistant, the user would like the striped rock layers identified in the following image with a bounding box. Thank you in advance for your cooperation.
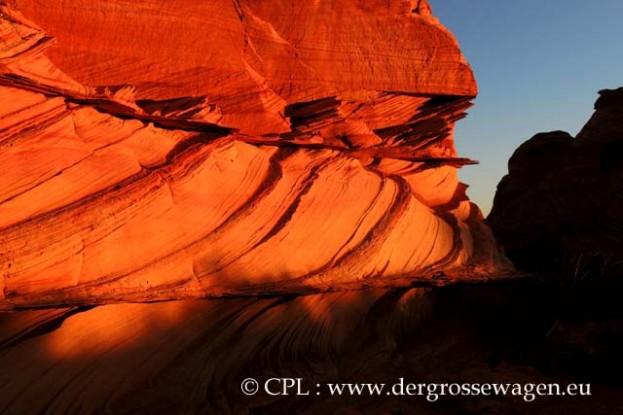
[0,0,511,309]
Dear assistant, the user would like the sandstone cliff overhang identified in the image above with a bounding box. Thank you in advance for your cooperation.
[0,0,512,309]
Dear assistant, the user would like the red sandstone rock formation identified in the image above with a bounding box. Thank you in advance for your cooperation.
[0,0,511,310]
[488,87,623,273]
[1,282,620,414]
[4,3,621,415]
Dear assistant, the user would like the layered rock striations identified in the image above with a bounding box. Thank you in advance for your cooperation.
[0,0,511,309]
[488,88,623,273]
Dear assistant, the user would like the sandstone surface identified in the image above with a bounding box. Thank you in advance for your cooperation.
[3,3,621,415]
[0,0,511,310]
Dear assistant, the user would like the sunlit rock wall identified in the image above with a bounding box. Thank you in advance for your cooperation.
[0,0,511,309]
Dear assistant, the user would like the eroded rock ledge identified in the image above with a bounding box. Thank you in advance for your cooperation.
[0,1,512,309]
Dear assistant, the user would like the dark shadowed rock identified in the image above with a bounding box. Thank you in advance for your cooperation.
[488,88,623,273]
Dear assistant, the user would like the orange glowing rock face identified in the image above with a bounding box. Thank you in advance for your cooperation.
[0,0,512,309]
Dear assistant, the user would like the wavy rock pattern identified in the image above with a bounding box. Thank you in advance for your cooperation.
[0,1,511,309]
[1,284,621,414]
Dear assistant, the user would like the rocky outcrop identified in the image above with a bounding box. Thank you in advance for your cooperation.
[0,1,511,310]
[3,3,622,415]
[488,88,623,273]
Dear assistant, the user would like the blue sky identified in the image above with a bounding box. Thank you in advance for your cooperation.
[429,0,623,214]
